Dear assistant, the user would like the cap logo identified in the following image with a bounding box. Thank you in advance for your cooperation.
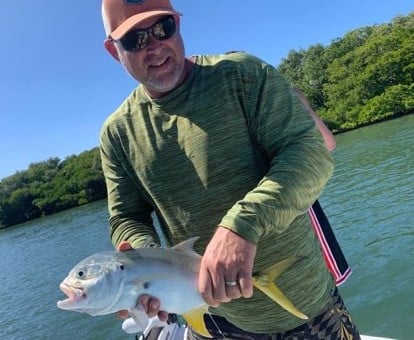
[124,0,145,4]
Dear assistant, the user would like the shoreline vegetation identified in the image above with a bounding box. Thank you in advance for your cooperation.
[1,13,413,229]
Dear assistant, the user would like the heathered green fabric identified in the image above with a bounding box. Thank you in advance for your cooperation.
[100,52,335,333]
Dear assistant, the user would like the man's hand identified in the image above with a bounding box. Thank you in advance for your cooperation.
[117,241,169,322]
[198,227,256,307]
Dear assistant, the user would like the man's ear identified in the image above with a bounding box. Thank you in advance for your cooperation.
[104,39,120,62]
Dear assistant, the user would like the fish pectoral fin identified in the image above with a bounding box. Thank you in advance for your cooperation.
[253,257,308,320]
[182,306,211,338]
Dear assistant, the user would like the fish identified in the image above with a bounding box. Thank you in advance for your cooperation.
[57,237,307,337]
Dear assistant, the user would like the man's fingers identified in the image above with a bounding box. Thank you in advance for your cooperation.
[210,270,231,304]
[138,295,161,317]
[224,273,243,299]
[147,298,161,317]
[117,309,130,320]
[225,285,242,299]
[199,228,256,306]
[199,267,221,307]
[158,311,169,322]
[238,271,254,298]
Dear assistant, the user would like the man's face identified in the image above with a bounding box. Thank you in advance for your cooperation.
[105,15,186,98]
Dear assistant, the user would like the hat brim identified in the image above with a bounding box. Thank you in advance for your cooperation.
[110,9,182,40]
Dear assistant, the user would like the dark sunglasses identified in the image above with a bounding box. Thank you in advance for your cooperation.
[112,15,176,52]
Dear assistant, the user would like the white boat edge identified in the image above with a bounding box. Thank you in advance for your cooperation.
[361,336,396,340]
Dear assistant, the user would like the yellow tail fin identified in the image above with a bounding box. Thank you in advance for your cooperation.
[182,306,211,337]
[253,257,308,320]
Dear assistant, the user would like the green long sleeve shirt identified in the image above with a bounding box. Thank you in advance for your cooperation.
[100,52,335,333]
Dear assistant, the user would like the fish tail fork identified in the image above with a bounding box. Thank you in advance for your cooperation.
[253,257,308,320]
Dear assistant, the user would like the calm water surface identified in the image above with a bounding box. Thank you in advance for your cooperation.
[1,115,413,340]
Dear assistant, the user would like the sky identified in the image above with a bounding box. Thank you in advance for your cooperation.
[1,1,413,180]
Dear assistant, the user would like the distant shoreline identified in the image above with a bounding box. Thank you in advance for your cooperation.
[1,112,413,230]
[331,110,413,135]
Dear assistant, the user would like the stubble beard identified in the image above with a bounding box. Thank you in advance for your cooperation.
[145,56,185,94]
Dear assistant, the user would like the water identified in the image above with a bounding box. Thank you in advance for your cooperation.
[321,114,414,339]
[1,115,413,340]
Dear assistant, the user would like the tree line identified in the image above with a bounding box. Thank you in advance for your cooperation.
[0,149,106,228]
[1,12,413,228]
[277,12,414,131]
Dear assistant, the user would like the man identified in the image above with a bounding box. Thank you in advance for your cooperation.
[100,0,360,338]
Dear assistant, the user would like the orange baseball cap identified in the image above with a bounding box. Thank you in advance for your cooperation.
[102,0,182,40]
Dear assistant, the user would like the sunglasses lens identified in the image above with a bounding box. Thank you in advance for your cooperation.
[120,30,149,52]
[119,16,176,52]
[153,16,176,41]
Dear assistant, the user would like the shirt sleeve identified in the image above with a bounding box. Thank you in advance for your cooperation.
[100,126,161,249]
[220,61,334,244]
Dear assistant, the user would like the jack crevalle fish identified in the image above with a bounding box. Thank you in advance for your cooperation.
[57,237,307,337]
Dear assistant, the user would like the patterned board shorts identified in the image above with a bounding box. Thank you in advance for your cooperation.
[186,288,361,340]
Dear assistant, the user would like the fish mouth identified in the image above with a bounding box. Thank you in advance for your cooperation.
[57,282,85,308]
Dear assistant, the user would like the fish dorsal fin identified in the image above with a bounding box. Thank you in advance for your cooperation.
[182,306,211,338]
[172,237,200,253]
[253,257,308,320]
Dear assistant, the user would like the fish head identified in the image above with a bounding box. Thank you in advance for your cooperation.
[57,252,128,316]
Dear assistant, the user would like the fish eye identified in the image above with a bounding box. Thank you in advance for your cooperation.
[76,269,86,279]
[119,264,124,270]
